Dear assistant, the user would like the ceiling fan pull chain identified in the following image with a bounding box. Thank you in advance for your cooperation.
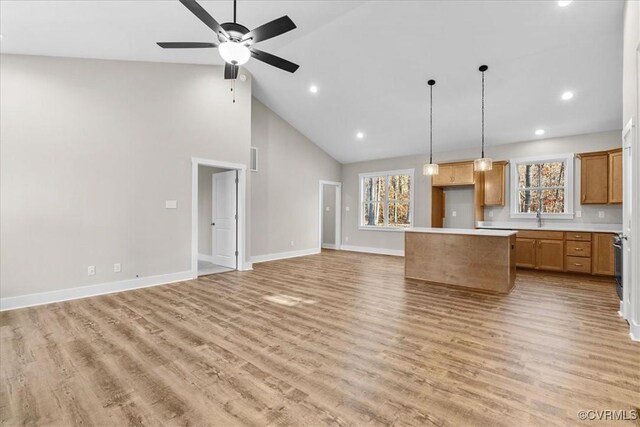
[232,79,236,103]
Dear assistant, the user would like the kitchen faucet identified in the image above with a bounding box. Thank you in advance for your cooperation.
[536,208,543,228]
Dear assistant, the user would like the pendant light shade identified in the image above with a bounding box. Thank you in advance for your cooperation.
[423,79,439,176]
[474,65,493,172]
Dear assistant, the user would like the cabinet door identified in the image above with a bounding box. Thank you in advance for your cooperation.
[537,239,564,271]
[432,165,453,186]
[608,150,623,204]
[592,233,615,276]
[516,238,537,268]
[452,163,475,185]
[581,154,608,204]
[484,163,505,206]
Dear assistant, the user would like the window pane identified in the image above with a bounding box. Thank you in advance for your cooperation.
[540,162,566,187]
[518,190,540,213]
[388,175,411,201]
[388,202,410,227]
[363,202,384,226]
[518,164,539,189]
[362,176,385,203]
[541,189,565,213]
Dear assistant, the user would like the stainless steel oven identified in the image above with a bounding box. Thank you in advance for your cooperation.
[614,234,623,301]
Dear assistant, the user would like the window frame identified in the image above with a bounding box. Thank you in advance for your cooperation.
[510,153,575,219]
[358,168,415,231]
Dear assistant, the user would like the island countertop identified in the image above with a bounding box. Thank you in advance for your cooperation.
[408,227,518,237]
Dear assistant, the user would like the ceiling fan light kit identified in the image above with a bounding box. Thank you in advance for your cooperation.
[474,64,493,172]
[423,79,439,176]
[157,0,299,80]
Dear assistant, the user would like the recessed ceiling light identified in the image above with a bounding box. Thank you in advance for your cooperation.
[309,85,318,94]
[558,0,573,7]
[535,129,545,136]
[561,91,574,101]
[356,132,364,139]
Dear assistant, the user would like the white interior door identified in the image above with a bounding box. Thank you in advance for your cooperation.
[622,120,633,319]
[211,170,237,269]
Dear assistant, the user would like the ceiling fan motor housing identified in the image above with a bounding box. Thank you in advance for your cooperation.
[220,22,250,43]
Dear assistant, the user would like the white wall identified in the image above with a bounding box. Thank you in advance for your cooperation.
[443,187,475,229]
[341,130,622,252]
[250,98,341,258]
[0,54,252,299]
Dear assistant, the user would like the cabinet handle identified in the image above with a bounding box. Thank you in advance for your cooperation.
[575,235,582,238]
[582,194,586,203]
[574,248,583,251]
[574,263,582,266]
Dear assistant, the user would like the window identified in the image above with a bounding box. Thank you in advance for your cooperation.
[510,154,574,218]
[360,169,414,229]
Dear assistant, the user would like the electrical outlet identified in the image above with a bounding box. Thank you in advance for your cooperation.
[489,210,494,218]
[598,211,605,218]
[165,200,177,209]
[452,211,457,217]
[114,263,121,273]
[88,266,96,276]
[345,206,350,212]
[290,240,295,247]
[345,236,349,242]
[325,206,330,211]
[576,210,582,218]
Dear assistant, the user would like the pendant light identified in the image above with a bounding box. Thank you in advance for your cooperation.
[423,79,439,176]
[474,65,493,172]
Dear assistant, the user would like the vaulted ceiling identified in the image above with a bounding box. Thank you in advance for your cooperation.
[0,0,624,163]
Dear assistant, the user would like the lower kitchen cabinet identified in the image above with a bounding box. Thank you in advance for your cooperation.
[515,237,564,271]
[592,233,615,276]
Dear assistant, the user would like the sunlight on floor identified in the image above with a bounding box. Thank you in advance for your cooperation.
[263,294,318,306]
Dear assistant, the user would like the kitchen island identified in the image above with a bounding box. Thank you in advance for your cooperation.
[405,227,518,294]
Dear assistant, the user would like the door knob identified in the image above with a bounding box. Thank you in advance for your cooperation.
[211,222,215,226]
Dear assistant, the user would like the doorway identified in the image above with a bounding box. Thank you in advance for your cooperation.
[621,119,634,323]
[319,181,342,250]
[192,158,248,277]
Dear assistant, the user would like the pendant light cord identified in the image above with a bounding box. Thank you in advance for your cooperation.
[429,84,433,164]
[234,0,237,23]
[481,70,485,158]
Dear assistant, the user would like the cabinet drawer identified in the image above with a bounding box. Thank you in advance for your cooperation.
[565,241,592,257]
[517,230,564,240]
[566,256,592,274]
[565,232,591,241]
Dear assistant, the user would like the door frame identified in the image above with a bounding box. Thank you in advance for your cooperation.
[318,180,342,251]
[192,158,248,276]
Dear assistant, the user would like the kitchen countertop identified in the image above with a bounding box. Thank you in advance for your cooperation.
[476,221,622,233]
[408,227,518,237]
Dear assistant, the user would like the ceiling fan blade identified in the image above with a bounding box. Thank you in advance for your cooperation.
[224,63,239,80]
[179,0,229,40]
[242,16,296,44]
[157,42,218,49]
[250,48,299,73]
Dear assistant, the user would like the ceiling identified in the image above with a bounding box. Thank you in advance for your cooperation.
[0,0,624,163]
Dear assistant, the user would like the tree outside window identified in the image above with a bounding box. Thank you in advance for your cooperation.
[361,170,413,228]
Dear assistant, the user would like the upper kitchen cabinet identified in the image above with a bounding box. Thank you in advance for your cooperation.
[431,162,475,186]
[608,149,623,204]
[578,149,623,205]
[483,161,507,206]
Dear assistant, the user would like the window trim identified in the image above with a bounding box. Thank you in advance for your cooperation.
[359,168,415,230]
[510,153,575,219]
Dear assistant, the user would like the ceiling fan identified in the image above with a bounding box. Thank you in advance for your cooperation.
[157,0,300,80]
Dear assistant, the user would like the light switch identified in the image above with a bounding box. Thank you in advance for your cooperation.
[452,211,457,217]
[598,211,605,218]
[345,206,350,212]
[114,263,121,273]
[576,210,582,218]
[165,200,177,209]
[325,206,330,211]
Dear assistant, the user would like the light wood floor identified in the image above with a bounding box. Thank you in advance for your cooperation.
[1,250,638,426]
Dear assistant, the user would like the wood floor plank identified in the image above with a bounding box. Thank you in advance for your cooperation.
[1,250,638,426]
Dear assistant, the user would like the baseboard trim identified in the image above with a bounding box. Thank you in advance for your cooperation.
[242,262,253,271]
[322,244,337,249]
[252,248,320,264]
[630,319,640,342]
[0,270,194,312]
[198,253,214,263]
[339,245,404,257]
